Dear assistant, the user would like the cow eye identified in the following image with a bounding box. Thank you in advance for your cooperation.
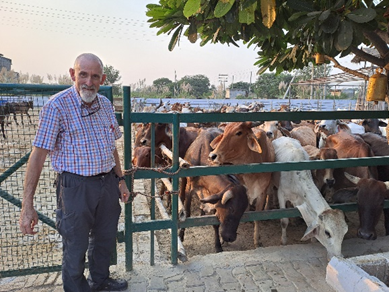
[325,230,331,238]
[236,131,242,136]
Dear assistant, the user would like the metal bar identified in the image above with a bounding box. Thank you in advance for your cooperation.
[170,114,180,265]
[0,188,56,230]
[122,86,133,271]
[150,123,156,266]
[0,152,30,184]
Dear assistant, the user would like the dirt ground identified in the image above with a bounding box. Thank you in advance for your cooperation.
[143,179,387,262]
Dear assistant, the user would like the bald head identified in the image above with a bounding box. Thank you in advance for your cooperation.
[74,53,104,73]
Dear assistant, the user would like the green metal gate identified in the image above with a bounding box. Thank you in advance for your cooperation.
[120,86,389,271]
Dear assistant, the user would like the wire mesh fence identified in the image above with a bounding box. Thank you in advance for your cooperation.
[0,84,114,277]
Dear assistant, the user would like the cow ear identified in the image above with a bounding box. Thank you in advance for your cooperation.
[210,134,223,149]
[301,222,320,241]
[247,135,262,153]
[200,194,222,204]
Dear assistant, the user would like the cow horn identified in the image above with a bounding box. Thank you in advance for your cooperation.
[344,172,360,184]
[384,182,389,190]
[221,190,233,205]
[250,121,264,128]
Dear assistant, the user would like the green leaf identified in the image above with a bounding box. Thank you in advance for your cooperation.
[288,11,307,22]
[321,13,339,34]
[239,2,257,25]
[335,20,353,51]
[214,0,235,18]
[286,0,315,12]
[318,10,331,22]
[346,8,377,23]
[183,0,201,18]
[168,25,183,51]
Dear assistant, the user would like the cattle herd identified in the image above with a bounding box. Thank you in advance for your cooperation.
[0,100,34,138]
[132,104,389,260]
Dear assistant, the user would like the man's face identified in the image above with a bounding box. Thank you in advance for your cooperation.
[69,58,106,103]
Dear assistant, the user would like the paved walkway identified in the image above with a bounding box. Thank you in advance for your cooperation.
[2,179,389,291]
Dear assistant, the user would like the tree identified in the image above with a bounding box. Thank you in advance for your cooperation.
[103,65,121,96]
[0,68,18,83]
[153,77,174,95]
[30,74,44,84]
[146,1,388,81]
[252,72,293,99]
[177,74,211,98]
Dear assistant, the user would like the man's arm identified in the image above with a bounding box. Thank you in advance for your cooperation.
[19,146,49,235]
[113,147,132,203]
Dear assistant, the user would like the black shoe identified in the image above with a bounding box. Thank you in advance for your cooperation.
[89,277,128,291]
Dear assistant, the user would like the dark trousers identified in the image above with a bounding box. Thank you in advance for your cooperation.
[56,169,121,292]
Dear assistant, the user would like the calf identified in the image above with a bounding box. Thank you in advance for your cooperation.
[181,128,249,252]
[333,173,389,240]
[208,122,275,247]
[273,137,348,260]
[7,101,33,125]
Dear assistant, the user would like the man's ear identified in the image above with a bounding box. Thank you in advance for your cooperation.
[100,74,107,85]
[69,68,76,81]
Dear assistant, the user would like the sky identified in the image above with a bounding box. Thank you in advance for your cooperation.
[1,0,361,87]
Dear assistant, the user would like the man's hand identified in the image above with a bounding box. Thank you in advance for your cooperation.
[20,206,39,235]
[119,181,134,203]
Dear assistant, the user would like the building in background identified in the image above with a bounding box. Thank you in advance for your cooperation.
[0,54,12,71]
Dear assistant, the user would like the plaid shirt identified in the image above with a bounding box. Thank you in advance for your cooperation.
[33,86,122,176]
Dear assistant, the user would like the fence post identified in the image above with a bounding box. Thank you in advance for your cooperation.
[122,86,133,271]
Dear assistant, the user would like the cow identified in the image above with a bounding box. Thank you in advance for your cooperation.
[289,126,316,147]
[332,172,389,240]
[180,128,249,252]
[7,101,33,125]
[136,123,199,158]
[0,103,10,139]
[323,131,378,192]
[361,118,387,135]
[358,132,389,182]
[208,121,275,247]
[272,137,348,260]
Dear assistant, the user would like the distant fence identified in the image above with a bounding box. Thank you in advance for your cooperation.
[0,84,112,278]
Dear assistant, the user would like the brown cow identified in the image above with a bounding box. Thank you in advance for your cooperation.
[136,123,199,158]
[332,173,389,240]
[132,146,166,168]
[180,128,249,252]
[208,122,275,247]
[323,131,378,192]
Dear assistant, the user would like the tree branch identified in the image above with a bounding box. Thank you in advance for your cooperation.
[324,55,369,81]
[363,30,389,57]
[350,46,385,68]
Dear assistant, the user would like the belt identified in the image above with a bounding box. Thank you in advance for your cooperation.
[61,169,114,178]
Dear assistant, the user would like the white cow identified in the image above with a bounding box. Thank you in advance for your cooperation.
[272,137,348,260]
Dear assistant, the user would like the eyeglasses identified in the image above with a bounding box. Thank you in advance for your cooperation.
[81,98,100,117]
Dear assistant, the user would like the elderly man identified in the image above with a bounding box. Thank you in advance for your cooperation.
[19,53,131,292]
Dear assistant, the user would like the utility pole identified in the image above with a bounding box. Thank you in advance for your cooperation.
[218,74,228,99]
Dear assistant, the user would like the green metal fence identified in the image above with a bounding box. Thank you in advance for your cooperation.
[0,84,113,278]
[121,86,389,271]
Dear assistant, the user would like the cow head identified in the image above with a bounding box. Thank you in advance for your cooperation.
[315,147,338,188]
[299,205,348,260]
[138,123,173,149]
[343,172,389,240]
[132,146,166,167]
[208,122,263,165]
[200,184,248,243]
